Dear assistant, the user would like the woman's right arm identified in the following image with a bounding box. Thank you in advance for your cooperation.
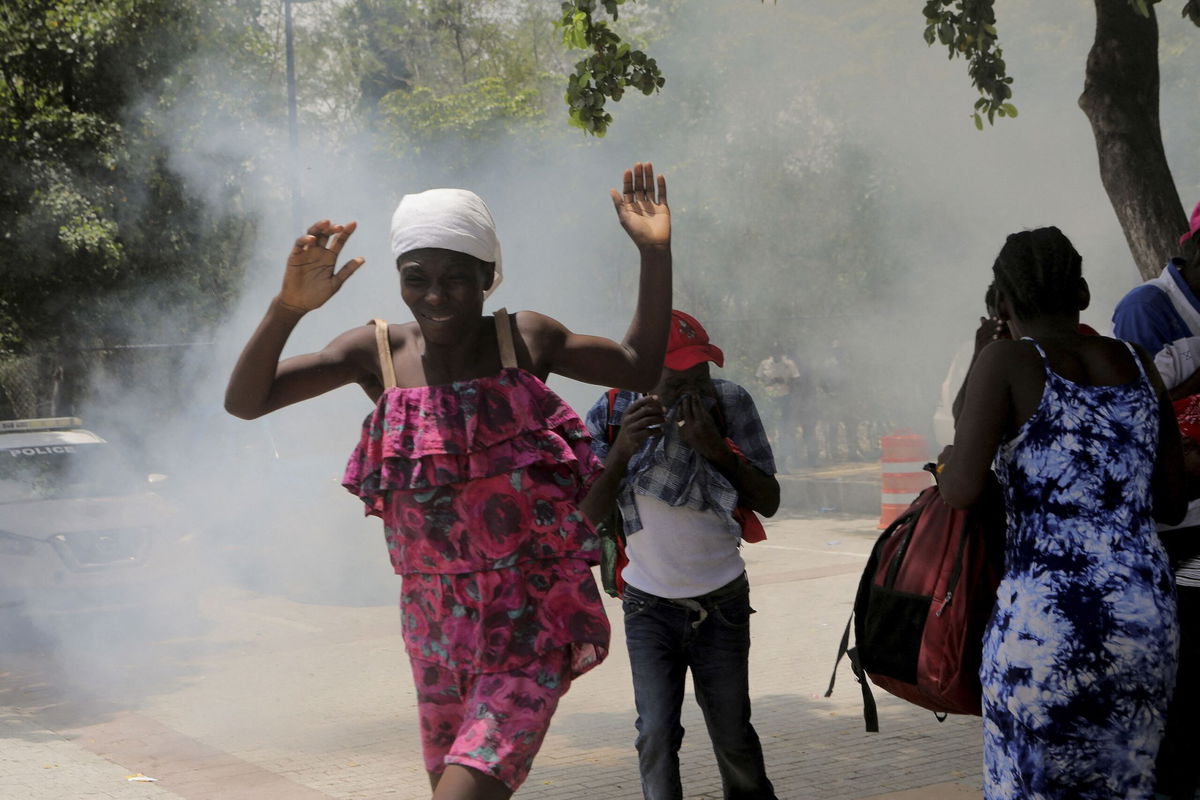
[224,221,367,419]
[937,341,1017,509]
[952,316,1010,423]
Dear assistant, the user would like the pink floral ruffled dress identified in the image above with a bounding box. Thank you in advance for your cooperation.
[342,312,609,679]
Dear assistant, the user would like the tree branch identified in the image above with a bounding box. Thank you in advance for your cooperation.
[559,1,663,136]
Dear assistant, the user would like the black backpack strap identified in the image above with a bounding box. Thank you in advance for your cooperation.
[825,493,934,733]
[826,612,880,733]
[848,645,879,733]
[825,611,853,699]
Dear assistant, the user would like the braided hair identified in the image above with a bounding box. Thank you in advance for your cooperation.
[984,282,999,314]
[991,227,1083,321]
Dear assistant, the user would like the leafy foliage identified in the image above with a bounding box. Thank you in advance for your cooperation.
[339,0,568,148]
[920,0,1015,129]
[558,0,664,136]
[921,0,1200,130]
[381,77,544,143]
[0,0,273,353]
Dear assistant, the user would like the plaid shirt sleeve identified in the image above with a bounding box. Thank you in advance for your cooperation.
[585,389,641,462]
[584,394,612,462]
[584,389,650,534]
[717,380,776,476]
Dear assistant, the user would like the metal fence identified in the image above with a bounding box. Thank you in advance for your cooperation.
[0,344,211,421]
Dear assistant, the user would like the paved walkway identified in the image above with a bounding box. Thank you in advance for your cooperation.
[0,513,983,799]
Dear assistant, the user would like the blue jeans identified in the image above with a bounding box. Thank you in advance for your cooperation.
[622,574,777,800]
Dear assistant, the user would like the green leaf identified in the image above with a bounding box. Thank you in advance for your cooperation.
[1001,103,1018,118]
[973,112,984,130]
[561,11,589,50]
[1184,0,1200,26]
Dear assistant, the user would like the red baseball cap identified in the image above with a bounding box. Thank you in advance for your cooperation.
[664,310,724,371]
[1181,200,1200,245]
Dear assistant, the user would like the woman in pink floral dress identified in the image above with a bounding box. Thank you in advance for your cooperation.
[225,163,671,800]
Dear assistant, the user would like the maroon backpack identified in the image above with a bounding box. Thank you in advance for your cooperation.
[827,469,1005,731]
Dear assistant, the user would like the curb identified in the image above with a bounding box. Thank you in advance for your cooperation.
[779,462,882,516]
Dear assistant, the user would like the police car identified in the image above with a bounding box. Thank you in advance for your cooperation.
[0,417,192,614]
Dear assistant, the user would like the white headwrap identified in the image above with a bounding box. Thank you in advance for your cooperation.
[389,188,503,298]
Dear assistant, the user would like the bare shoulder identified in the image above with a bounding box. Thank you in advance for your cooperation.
[511,309,566,336]
[974,337,1040,373]
[963,339,1041,403]
[304,323,376,378]
[1068,334,1152,384]
[1123,338,1169,393]
[1087,333,1139,353]
[1133,343,1159,375]
[511,309,568,350]
[333,319,418,346]
[387,320,422,349]
[1113,336,1153,364]
[320,320,418,371]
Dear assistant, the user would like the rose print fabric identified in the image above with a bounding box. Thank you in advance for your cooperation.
[343,366,610,677]
[411,646,573,791]
[399,560,608,672]
[984,340,1178,799]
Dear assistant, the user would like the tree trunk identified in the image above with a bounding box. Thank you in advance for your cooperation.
[1079,0,1186,280]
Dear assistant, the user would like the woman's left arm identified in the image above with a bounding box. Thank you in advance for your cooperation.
[1136,344,1188,524]
[938,341,1016,509]
[706,451,780,517]
[533,163,672,392]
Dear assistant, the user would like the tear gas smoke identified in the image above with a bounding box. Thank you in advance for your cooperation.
[6,0,1199,745]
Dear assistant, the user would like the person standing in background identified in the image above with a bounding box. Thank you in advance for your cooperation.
[817,340,866,461]
[756,343,800,472]
[1112,202,1200,800]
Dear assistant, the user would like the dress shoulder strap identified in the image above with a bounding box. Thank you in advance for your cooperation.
[1122,339,1150,383]
[371,318,397,389]
[1020,336,1050,368]
[494,308,518,369]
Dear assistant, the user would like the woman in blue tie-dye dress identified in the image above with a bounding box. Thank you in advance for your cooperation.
[938,227,1188,799]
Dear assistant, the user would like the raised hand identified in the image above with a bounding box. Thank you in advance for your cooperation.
[278,220,366,312]
[611,162,670,251]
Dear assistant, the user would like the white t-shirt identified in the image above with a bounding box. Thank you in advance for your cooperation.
[1154,335,1200,389]
[933,339,974,449]
[621,493,745,599]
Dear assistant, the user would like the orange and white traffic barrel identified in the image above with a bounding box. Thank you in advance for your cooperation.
[878,430,933,529]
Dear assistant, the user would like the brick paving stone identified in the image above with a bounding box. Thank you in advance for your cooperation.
[0,714,183,800]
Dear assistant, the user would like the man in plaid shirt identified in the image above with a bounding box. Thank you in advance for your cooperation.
[583,310,780,800]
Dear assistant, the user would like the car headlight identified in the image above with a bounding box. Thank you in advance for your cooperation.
[0,530,37,557]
